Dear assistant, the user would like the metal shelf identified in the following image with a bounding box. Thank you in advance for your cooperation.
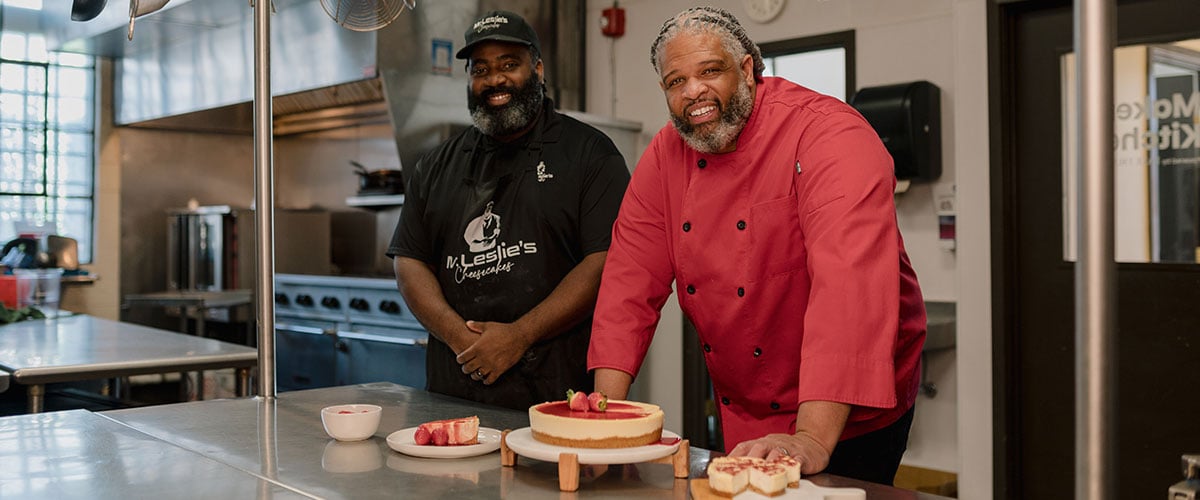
[345,194,405,208]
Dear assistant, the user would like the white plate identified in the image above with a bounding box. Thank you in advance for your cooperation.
[503,427,681,464]
[386,427,502,459]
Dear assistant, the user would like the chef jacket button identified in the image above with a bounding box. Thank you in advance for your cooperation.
[737,287,745,297]
[686,285,696,294]
[682,222,691,232]
[721,397,730,405]
[737,220,746,230]
[697,159,707,169]
[770,401,780,410]
[753,347,761,357]
[703,343,711,353]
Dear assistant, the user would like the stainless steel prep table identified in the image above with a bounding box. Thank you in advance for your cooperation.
[0,409,311,499]
[121,289,253,341]
[0,314,257,413]
[104,382,949,499]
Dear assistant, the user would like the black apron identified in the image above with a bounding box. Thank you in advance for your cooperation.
[425,120,593,410]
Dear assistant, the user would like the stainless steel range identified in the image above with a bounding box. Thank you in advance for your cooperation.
[273,273,426,391]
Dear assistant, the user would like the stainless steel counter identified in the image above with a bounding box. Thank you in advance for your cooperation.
[0,409,310,499]
[104,383,950,499]
[122,289,254,339]
[0,314,257,412]
[122,290,254,309]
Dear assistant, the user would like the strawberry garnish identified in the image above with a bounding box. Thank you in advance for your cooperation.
[567,389,590,412]
[588,391,608,412]
[414,427,432,445]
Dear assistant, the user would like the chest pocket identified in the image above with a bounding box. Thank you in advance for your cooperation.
[747,193,806,282]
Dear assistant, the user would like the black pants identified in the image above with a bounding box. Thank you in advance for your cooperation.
[823,406,915,486]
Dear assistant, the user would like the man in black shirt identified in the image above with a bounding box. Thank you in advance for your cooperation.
[387,10,631,410]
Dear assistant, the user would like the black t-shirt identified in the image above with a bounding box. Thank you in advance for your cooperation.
[387,99,630,409]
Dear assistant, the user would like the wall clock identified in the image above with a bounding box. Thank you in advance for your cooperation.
[743,0,786,24]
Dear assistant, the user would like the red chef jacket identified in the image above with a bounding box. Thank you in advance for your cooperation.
[588,77,926,449]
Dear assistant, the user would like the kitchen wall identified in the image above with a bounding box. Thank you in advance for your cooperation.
[275,125,404,277]
[582,0,993,498]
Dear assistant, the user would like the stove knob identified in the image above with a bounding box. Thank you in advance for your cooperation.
[320,296,341,309]
[274,293,289,305]
[296,294,314,307]
[349,298,369,311]
[379,300,402,314]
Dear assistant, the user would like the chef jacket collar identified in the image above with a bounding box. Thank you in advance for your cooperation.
[698,80,769,165]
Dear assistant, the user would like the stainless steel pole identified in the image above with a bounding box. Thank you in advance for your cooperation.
[1074,1,1116,499]
[253,0,276,399]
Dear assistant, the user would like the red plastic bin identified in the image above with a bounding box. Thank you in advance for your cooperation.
[0,275,16,309]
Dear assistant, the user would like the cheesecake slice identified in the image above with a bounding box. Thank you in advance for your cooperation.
[748,463,788,497]
[416,416,479,445]
[706,461,750,497]
[769,455,801,487]
[707,456,764,496]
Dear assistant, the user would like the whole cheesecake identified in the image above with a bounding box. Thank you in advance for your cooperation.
[528,400,664,448]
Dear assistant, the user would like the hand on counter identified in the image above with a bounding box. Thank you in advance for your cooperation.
[728,431,831,475]
[456,320,533,385]
[727,400,850,475]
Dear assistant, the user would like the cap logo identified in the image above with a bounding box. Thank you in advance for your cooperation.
[473,15,509,33]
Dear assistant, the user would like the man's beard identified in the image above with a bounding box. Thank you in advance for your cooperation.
[670,78,754,154]
[468,73,544,138]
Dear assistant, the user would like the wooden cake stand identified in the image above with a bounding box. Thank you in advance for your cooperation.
[500,429,690,492]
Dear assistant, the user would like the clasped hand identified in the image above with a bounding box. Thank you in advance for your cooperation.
[455,320,531,385]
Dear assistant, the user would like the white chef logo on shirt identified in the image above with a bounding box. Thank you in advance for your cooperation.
[463,201,501,252]
[536,161,554,183]
[447,200,539,283]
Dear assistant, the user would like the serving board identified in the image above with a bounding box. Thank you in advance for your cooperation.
[689,478,867,500]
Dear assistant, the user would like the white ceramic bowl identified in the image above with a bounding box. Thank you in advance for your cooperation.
[321,404,382,441]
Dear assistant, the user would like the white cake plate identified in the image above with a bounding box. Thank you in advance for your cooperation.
[502,427,680,464]
[500,427,690,492]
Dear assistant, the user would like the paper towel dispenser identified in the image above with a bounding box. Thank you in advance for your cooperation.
[850,80,942,182]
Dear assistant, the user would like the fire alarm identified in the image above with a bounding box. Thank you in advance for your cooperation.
[600,4,625,38]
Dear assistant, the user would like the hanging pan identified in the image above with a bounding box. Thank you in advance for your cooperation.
[71,0,108,21]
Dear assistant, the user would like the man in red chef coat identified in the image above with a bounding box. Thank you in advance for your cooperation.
[587,7,926,486]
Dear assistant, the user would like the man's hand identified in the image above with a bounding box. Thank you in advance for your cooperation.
[727,431,833,475]
[455,320,534,385]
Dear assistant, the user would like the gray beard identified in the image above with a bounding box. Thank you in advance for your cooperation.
[470,86,544,138]
[671,79,754,154]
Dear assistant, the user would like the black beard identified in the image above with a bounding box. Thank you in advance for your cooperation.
[468,73,544,138]
[669,78,754,154]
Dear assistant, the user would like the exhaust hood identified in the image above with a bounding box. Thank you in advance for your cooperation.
[44,0,585,162]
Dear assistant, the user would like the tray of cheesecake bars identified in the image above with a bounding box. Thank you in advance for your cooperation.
[692,455,866,499]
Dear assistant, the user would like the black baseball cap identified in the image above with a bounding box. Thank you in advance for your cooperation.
[456,10,541,60]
